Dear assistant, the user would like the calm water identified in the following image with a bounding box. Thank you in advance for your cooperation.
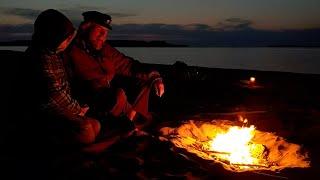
[1,46,320,74]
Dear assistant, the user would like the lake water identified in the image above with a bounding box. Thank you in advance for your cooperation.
[1,46,320,74]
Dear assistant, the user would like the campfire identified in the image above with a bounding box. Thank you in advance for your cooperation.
[160,118,310,172]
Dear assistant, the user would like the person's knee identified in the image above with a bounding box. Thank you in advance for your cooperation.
[116,88,127,100]
[76,118,100,144]
[88,118,101,137]
[116,88,127,103]
[110,88,132,117]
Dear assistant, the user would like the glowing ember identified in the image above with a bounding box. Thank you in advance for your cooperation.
[250,77,256,83]
[160,120,310,172]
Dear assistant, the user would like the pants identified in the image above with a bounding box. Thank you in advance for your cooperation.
[88,78,154,120]
[47,114,101,145]
[68,117,101,144]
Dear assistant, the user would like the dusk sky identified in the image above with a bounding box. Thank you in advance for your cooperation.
[1,0,320,46]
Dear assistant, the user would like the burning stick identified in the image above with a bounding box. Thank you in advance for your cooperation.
[189,120,205,139]
[253,172,288,179]
[202,150,230,155]
[231,163,270,168]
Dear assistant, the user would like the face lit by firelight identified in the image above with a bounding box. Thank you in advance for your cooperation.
[88,23,109,50]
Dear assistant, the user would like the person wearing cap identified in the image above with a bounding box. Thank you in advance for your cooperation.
[24,9,102,145]
[65,11,165,130]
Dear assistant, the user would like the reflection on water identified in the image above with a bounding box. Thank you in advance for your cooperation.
[1,46,320,74]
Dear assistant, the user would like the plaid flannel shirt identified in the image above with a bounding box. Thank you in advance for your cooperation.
[40,51,82,117]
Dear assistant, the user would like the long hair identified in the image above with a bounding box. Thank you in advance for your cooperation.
[31,9,75,50]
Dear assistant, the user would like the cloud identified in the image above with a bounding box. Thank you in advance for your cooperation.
[111,23,320,46]
[108,12,137,18]
[215,18,254,31]
[0,8,42,20]
[183,24,213,31]
[110,23,195,41]
[112,23,216,36]
[0,17,319,47]
[68,5,137,18]
[0,6,137,25]
[0,23,33,41]
[0,23,33,33]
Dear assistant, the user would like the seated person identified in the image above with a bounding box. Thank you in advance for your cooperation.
[65,11,165,130]
[25,9,103,146]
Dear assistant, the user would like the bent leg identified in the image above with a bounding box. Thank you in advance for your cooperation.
[72,117,101,144]
[132,84,153,120]
[109,88,133,118]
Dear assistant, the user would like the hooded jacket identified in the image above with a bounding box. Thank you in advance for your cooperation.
[25,9,82,121]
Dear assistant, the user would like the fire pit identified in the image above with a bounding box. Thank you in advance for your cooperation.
[159,118,310,173]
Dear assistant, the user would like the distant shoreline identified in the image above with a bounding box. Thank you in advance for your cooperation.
[0,40,188,47]
[1,40,320,48]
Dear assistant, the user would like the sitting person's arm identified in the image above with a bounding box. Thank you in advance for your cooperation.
[41,53,84,119]
[103,43,162,82]
[103,44,165,96]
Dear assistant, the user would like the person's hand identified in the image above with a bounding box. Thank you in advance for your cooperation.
[79,104,90,116]
[134,129,149,137]
[154,79,165,97]
[120,128,138,139]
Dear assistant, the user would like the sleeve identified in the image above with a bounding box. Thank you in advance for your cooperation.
[105,44,162,82]
[41,54,82,119]
[65,47,111,91]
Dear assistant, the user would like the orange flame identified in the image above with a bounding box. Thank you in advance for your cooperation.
[160,120,310,172]
[210,125,257,166]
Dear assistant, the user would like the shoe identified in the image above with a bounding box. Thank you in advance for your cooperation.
[97,114,136,140]
[133,113,156,132]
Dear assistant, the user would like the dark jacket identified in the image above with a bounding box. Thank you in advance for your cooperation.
[65,39,161,97]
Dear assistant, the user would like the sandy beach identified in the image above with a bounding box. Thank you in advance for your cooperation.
[1,50,320,179]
